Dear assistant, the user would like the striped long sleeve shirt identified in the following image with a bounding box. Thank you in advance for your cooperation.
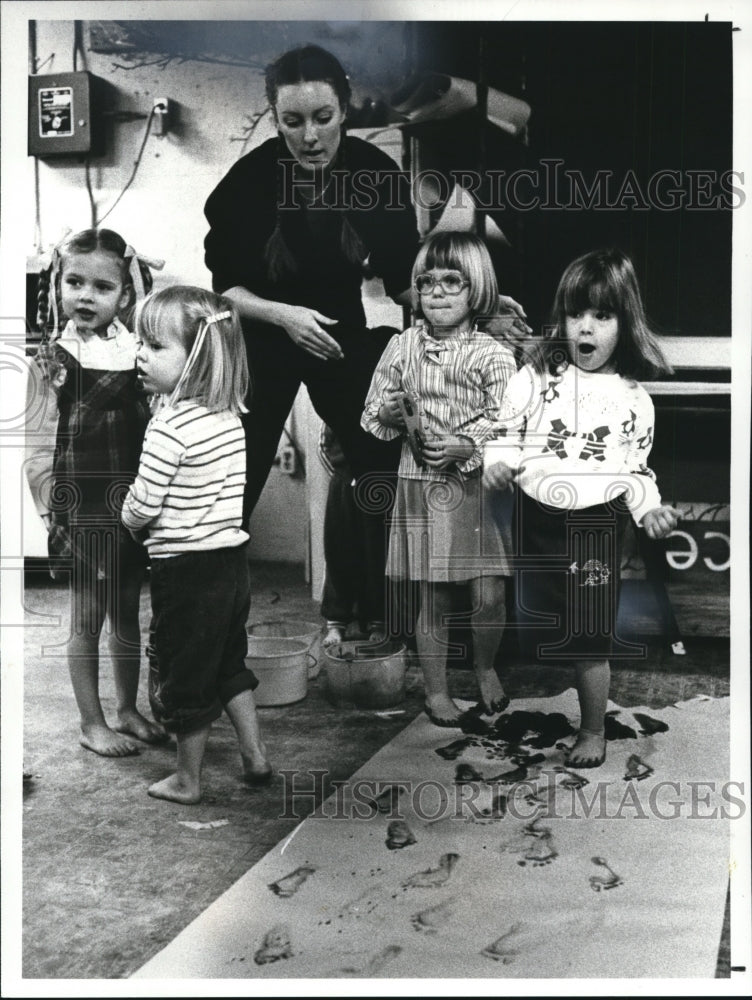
[121,400,249,557]
[361,324,517,480]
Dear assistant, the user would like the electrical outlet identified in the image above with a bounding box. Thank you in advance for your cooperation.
[152,97,169,137]
[279,446,296,475]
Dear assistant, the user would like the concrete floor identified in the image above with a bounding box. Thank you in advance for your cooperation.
[20,562,731,980]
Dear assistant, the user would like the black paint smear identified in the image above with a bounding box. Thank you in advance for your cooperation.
[493,711,576,747]
[458,708,495,735]
[435,737,473,760]
[632,712,669,735]
[604,711,638,741]
[454,763,484,784]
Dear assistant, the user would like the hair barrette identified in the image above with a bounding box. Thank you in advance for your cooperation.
[205,310,232,325]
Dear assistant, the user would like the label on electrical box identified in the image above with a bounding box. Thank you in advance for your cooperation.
[39,87,74,137]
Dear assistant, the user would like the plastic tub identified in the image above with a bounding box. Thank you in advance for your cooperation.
[323,640,407,709]
[245,637,312,706]
[247,619,322,678]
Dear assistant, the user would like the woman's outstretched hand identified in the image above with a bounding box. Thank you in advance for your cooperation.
[486,294,533,346]
[421,435,474,470]
[279,304,343,361]
[641,505,680,540]
[483,460,517,491]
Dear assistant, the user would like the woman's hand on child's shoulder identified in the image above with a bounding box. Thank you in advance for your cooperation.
[378,390,406,429]
[485,294,533,346]
[422,435,474,470]
[483,460,516,491]
[641,505,680,540]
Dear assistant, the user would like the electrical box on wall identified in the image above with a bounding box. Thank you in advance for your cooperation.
[28,71,104,157]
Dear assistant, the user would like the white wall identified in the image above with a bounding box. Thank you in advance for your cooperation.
[27,20,403,567]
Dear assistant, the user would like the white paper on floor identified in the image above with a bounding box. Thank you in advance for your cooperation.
[133,690,731,980]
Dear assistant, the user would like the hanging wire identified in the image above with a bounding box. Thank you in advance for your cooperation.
[95,106,157,227]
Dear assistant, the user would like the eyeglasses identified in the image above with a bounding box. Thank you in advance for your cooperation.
[414,272,469,295]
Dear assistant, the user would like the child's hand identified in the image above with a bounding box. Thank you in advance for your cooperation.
[421,435,474,470]
[483,461,517,491]
[641,506,679,540]
[378,390,406,429]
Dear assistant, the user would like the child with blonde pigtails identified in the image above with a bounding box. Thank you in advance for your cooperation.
[26,228,166,757]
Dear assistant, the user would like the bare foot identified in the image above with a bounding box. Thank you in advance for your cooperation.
[115,709,169,745]
[567,729,606,769]
[424,694,463,727]
[80,724,140,758]
[475,667,509,715]
[322,626,344,650]
[148,773,201,804]
[241,747,272,785]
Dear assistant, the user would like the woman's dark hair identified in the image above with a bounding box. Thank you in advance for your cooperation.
[265,44,351,111]
[36,228,154,337]
[534,247,672,380]
[263,45,365,282]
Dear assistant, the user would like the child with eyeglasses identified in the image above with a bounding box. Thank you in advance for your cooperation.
[362,232,517,727]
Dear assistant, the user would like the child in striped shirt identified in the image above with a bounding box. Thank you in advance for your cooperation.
[362,232,517,727]
[122,286,270,803]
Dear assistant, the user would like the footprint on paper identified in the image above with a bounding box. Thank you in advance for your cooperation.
[335,944,403,976]
[402,852,459,889]
[454,762,484,784]
[517,836,558,867]
[623,754,654,782]
[589,855,623,891]
[365,784,405,815]
[553,765,589,789]
[411,897,456,933]
[632,712,669,736]
[481,922,523,964]
[254,924,293,965]
[268,864,316,898]
[386,819,417,850]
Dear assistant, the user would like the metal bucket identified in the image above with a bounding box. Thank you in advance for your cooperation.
[323,640,407,709]
[247,619,322,678]
[244,637,313,706]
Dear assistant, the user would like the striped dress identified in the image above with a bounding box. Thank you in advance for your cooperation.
[361,324,517,582]
[121,400,248,558]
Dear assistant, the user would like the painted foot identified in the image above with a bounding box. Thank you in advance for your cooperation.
[424,694,463,728]
[566,729,606,769]
[475,668,510,715]
[80,724,140,758]
[147,773,201,804]
[254,924,293,965]
[115,709,169,745]
[268,865,316,897]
